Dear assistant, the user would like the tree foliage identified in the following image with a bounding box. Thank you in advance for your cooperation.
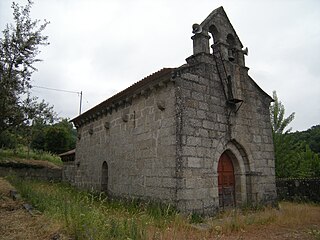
[31,119,77,154]
[0,2,76,155]
[0,0,50,133]
[0,0,58,150]
[270,91,295,134]
[44,119,77,154]
[290,125,320,156]
[270,91,320,178]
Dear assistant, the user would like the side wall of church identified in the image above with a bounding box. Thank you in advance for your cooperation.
[73,82,178,202]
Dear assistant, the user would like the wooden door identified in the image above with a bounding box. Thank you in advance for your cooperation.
[218,152,235,208]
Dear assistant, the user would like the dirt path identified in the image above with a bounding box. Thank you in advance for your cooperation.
[202,203,320,240]
[0,177,67,240]
[222,225,319,240]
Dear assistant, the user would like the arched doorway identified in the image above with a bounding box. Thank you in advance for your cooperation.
[218,152,235,209]
[101,161,108,193]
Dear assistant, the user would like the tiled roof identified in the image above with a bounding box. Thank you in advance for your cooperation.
[72,68,173,125]
[59,149,75,157]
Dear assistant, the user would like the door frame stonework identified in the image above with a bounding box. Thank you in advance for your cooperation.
[214,140,254,208]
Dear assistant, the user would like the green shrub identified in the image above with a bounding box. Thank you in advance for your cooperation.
[0,147,62,166]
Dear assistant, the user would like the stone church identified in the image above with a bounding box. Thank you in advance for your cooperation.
[64,6,277,215]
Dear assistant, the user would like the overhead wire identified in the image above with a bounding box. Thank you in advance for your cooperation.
[32,85,84,115]
[33,85,80,94]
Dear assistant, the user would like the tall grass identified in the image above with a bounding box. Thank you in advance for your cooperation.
[8,176,320,239]
[0,147,62,166]
[9,176,178,239]
[209,207,278,234]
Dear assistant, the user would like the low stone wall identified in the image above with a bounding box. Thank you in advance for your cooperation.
[276,178,320,203]
[62,161,76,184]
[0,162,62,182]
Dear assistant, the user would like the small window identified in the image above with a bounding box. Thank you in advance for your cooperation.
[101,161,108,193]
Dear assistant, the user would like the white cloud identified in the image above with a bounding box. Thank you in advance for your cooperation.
[1,0,319,130]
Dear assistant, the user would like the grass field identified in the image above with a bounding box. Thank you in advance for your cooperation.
[2,176,320,240]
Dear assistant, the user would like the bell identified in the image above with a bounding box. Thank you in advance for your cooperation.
[228,49,235,61]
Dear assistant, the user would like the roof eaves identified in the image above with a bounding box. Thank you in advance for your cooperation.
[72,68,173,124]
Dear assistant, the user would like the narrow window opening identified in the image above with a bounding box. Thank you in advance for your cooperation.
[133,111,136,128]
[101,161,108,193]
[226,34,236,61]
[209,25,220,53]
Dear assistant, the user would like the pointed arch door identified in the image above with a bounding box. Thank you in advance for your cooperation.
[218,152,235,208]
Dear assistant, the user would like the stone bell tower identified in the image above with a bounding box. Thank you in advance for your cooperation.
[173,6,277,214]
[191,6,249,109]
[192,6,247,65]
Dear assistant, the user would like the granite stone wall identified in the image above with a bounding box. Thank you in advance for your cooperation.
[172,52,277,214]
[0,165,62,182]
[74,82,177,202]
[276,178,320,203]
[62,161,76,184]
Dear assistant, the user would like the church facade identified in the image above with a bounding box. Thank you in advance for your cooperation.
[65,7,277,215]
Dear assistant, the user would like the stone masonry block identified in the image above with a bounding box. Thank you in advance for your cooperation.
[192,83,207,93]
[185,177,206,189]
[195,128,209,138]
[162,177,176,188]
[197,110,206,119]
[182,146,197,156]
[185,200,203,211]
[196,147,211,158]
[199,101,209,111]
[185,99,199,108]
[253,135,262,143]
[185,107,197,118]
[189,118,202,128]
[187,136,202,146]
[146,176,162,187]
[181,73,200,83]
[188,157,202,168]
[203,120,215,130]
[192,91,204,101]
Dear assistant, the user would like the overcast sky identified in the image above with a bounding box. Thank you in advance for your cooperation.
[1,0,319,131]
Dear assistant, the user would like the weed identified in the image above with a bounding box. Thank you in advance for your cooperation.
[189,212,204,224]
[8,176,177,239]
[7,176,320,239]
[0,147,62,166]
[308,228,320,240]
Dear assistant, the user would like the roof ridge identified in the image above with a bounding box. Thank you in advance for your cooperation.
[72,68,173,125]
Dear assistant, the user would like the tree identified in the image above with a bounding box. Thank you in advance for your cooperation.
[43,119,77,154]
[0,0,50,134]
[30,119,76,154]
[270,91,295,134]
[270,91,296,177]
[290,125,320,156]
[270,91,320,178]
